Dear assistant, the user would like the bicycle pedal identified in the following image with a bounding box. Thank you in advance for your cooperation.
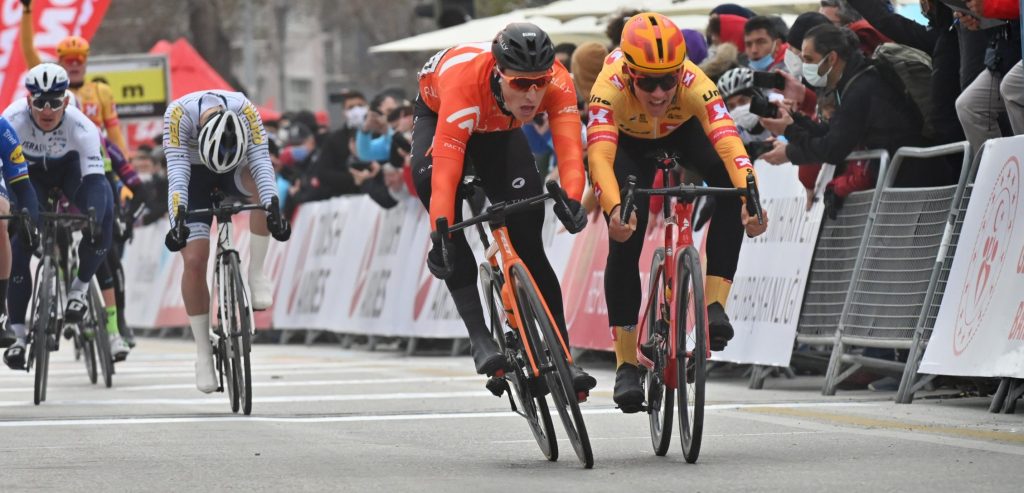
[485,376,506,397]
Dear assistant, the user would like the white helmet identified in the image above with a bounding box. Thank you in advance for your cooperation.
[717,67,755,100]
[198,109,247,173]
[25,63,70,97]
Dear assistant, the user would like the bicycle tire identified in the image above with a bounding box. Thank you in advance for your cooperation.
[81,331,98,384]
[229,253,254,416]
[216,259,241,414]
[511,264,593,469]
[645,248,674,456]
[30,259,55,405]
[481,264,557,461]
[90,283,114,388]
[675,246,706,464]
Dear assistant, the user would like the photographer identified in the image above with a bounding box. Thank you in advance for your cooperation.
[759,24,943,214]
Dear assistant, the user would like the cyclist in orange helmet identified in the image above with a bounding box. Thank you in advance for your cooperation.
[587,12,769,411]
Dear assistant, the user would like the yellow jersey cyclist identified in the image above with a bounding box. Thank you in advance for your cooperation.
[586,13,769,411]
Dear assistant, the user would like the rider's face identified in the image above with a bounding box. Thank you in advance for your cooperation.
[60,57,87,86]
[497,68,551,122]
[630,68,680,119]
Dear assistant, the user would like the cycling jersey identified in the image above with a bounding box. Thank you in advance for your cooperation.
[162,90,277,228]
[417,42,585,229]
[0,117,30,195]
[587,50,755,213]
[20,14,128,153]
[2,99,105,177]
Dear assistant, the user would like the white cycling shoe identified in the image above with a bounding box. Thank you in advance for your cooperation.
[195,353,218,393]
[249,271,273,311]
[109,334,131,362]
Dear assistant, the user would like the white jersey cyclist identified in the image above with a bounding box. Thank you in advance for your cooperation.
[3,98,105,177]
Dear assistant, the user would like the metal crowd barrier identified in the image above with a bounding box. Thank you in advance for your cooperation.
[821,142,971,396]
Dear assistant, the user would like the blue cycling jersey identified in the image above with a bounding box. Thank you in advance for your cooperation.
[0,117,29,189]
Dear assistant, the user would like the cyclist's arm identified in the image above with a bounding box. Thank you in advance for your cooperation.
[1,120,39,221]
[584,93,623,214]
[97,83,129,154]
[688,73,756,189]
[545,80,586,201]
[427,99,473,231]
[163,103,193,227]
[104,137,141,189]
[240,101,278,208]
[19,5,42,68]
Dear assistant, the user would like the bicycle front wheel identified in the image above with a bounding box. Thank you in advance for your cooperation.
[229,254,254,416]
[30,259,55,405]
[675,246,706,464]
[481,264,557,461]
[511,264,593,469]
[645,248,674,456]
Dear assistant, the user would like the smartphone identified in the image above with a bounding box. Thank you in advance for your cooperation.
[752,71,786,91]
[749,93,779,119]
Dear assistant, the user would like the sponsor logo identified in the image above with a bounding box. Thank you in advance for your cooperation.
[701,89,720,102]
[709,126,740,144]
[586,130,618,146]
[589,95,612,106]
[953,156,1019,355]
[512,177,525,189]
[587,107,612,126]
[682,70,696,88]
[241,103,265,145]
[558,104,578,114]
[605,50,624,65]
[446,105,480,134]
[609,74,625,90]
[659,122,679,134]
[168,106,184,146]
[9,145,24,164]
[733,156,753,170]
[705,100,731,123]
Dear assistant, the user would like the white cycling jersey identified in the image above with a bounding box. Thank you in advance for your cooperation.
[162,90,276,223]
[1,98,105,177]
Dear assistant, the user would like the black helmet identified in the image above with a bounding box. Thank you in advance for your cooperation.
[491,23,555,73]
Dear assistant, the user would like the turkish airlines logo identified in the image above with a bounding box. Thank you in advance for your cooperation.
[446,106,480,134]
[682,70,696,88]
[705,100,731,123]
[733,156,753,170]
[588,107,612,126]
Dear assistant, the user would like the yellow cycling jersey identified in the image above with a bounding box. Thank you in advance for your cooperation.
[586,50,755,214]
[20,11,128,153]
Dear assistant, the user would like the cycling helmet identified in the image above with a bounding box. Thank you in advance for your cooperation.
[25,63,70,97]
[492,23,555,72]
[197,109,248,174]
[56,36,90,59]
[717,67,755,100]
[620,12,687,74]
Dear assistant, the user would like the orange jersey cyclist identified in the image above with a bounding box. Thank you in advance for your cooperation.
[587,13,769,411]
[412,23,596,392]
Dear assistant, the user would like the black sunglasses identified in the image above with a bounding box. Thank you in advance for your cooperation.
[632,72,679,93]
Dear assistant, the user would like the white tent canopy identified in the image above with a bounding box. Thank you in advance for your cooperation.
[370,13,563,53]
[525,0,820,20]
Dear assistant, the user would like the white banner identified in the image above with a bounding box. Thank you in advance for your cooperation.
[920,136,1024,379]
[716,161,828,366]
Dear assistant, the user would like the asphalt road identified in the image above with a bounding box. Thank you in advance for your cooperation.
[1,337,1021,492]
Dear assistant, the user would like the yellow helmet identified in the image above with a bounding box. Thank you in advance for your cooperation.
[56,36,90,60]
[619,13,687,74]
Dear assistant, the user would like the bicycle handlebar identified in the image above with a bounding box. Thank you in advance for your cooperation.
[620,171,764,226]
[173,197,279,239]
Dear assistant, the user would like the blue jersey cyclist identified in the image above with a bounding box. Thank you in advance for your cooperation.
[0,116,40,352]
[1,63,119,369]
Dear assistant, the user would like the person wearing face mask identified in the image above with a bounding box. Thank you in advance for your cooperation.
[759,24,950,210]
[743,16,789,72]
[717,68,780,145]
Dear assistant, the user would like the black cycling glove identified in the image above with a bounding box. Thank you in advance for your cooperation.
[165,223,189,252]
[553,198,587,234]
[266,201,292,242]
[427,233,453,280]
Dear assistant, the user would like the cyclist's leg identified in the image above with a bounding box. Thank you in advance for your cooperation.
[95,253,130,358]
[469,130,596,391]
[180,168,218,392]
[409,99,503,376]
[108,241,133,345]
[66,171,115,324]
[236,165,273,310]
[669,119,743,350]
[4,176,46,368]
[602,138,657,408]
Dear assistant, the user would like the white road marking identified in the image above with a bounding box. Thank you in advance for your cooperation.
[491,431,826,444]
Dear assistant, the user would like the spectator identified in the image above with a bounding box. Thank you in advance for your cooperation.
[355,92,400,163]
[605,8,642,48]
[128,145,168,226]
[955,0,1023,152]
[744,15,789,71]
[682,29,710,64]
[700,37,741,83]
[718,67,779,154]
[341,91,369,129]
[785,12,832,76]
[706,13,748,54]
[819,0,892,55]
[759,25,950,213]
[554,43,576,69]
[710,3,757,19]
[571,42,608,100]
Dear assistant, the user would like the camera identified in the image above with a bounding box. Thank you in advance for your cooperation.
[745,140,773,161]
[752,71,786,91]
[749,92,779,119]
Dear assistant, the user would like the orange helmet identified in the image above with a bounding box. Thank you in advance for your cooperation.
[619,13,687,74]
[56,36,90,60]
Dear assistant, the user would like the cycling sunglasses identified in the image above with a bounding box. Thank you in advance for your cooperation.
[629,70,680,93]
[30,95,67,111]
[59,55,87,65]
[497,68,553,92]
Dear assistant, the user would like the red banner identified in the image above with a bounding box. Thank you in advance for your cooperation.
[0,0,112,110]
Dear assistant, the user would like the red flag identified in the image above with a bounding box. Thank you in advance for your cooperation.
[0,0,112,110]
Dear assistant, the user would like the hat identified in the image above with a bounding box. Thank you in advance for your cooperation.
[570,42,609,98]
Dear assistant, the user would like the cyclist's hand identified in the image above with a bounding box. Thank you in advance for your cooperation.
[427,233,453,280]
[608,205,637,243]
[119,185,135,205]
[266,201,292,241]
[20,217,40,253]
[554,198,587,234]
[741,204,768,237]
[165,223,189,252]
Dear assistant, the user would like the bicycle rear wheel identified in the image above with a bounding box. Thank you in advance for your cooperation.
[481,264,557,461]
[511,264,593,469]
[30,259,55,405]
[675,246,706,464]
[645,248,674,456]
[229,254,254,416]
[89,283,114,388]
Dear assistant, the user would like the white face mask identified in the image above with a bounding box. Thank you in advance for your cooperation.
[730,104,760,131]
[801,54,832,88]
[345,105,368,128]
[784,49,803,77]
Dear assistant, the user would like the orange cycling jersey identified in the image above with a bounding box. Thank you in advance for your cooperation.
[418,42,585,230]
[587,50,756,214]
[20,12,128,153]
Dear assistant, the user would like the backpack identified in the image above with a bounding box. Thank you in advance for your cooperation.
[870,43,935,140]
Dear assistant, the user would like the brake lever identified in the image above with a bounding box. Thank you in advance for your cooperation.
[745,172,764,225]
[620,175,638,224]
[435,217,452,271]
